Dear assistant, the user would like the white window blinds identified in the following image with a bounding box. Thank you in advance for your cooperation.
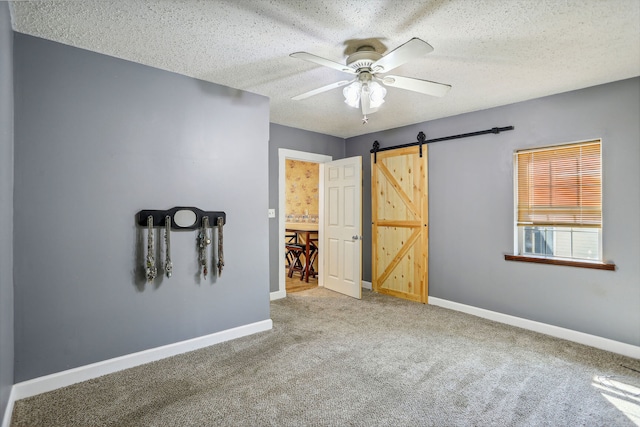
[516,140,602,228]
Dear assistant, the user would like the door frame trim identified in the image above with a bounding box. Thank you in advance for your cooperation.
[271,149,332,301]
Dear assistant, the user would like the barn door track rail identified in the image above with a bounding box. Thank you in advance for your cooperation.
[371,126,514,162]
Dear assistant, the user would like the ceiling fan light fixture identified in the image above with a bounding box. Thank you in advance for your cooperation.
[368,81,387,108]
[343,80,387,111]
[343,81,362,108]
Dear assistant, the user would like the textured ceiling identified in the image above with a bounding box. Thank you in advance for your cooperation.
[9,0,640,138]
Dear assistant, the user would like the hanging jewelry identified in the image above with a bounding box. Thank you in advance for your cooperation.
[198,216,211,278]
[164,215,173,278]
[217,216,225,276]
[145,216,157,282]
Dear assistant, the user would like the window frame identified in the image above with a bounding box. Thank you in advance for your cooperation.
[517,225,602,261]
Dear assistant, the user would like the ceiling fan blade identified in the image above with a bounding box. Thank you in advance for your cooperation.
[381,75,451,97]
[371,38,434,74]
[291,80,353,101]
[290,52,356,74]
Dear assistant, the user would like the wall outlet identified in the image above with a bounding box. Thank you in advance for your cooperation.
[268,209,276,218]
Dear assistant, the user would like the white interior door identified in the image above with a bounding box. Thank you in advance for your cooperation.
[322,156,362,299]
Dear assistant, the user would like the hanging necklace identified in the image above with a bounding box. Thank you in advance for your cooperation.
[198,216,211,278]
[164,215,173,278]
[217,217,225,276]
[145,216,157,282]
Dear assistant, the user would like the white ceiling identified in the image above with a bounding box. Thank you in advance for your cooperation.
[9,0,640,138]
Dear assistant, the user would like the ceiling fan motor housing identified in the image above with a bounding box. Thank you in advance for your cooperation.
[346,46,382,72]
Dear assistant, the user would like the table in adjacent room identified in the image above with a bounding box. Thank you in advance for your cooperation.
[285,222,319,282]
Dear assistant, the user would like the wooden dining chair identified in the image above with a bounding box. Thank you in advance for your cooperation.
[305,241,318,280]
[285,242,306,278]
[285,233,298,267]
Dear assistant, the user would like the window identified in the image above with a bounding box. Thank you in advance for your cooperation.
[514,140,602,263]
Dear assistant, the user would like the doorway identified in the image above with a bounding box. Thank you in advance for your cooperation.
[284,158,320,293]
[273,149,332,300]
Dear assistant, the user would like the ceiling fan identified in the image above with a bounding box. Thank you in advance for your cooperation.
[290,38,451,122]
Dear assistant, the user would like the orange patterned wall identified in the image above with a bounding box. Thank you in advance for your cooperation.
[285,159,319,216]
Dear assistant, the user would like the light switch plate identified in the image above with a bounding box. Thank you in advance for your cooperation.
[268,209,276,218]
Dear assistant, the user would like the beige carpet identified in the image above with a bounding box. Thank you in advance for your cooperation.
[11,288,640,426]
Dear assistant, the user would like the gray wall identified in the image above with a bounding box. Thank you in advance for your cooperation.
[13,34,271,382]
[346,77,640,346]
[268,124,345,292]
[0,1,14,418]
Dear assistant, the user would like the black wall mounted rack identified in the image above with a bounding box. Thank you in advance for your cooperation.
[136,207,226,230]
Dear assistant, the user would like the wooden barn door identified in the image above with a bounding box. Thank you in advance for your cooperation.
[372,146,428,303]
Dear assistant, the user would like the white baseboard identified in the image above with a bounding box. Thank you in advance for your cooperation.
[1,386,16,427]
[9,319,272,405]
[270,289,286,301]
[362,280,372,290]
[429,297,640,359]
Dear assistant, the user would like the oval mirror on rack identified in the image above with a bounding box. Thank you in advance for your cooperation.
[174,209,197,227]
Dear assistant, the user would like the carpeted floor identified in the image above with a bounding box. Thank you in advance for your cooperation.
[11,288,640,426]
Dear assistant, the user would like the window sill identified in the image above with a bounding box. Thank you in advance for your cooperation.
[504,254,616,271]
